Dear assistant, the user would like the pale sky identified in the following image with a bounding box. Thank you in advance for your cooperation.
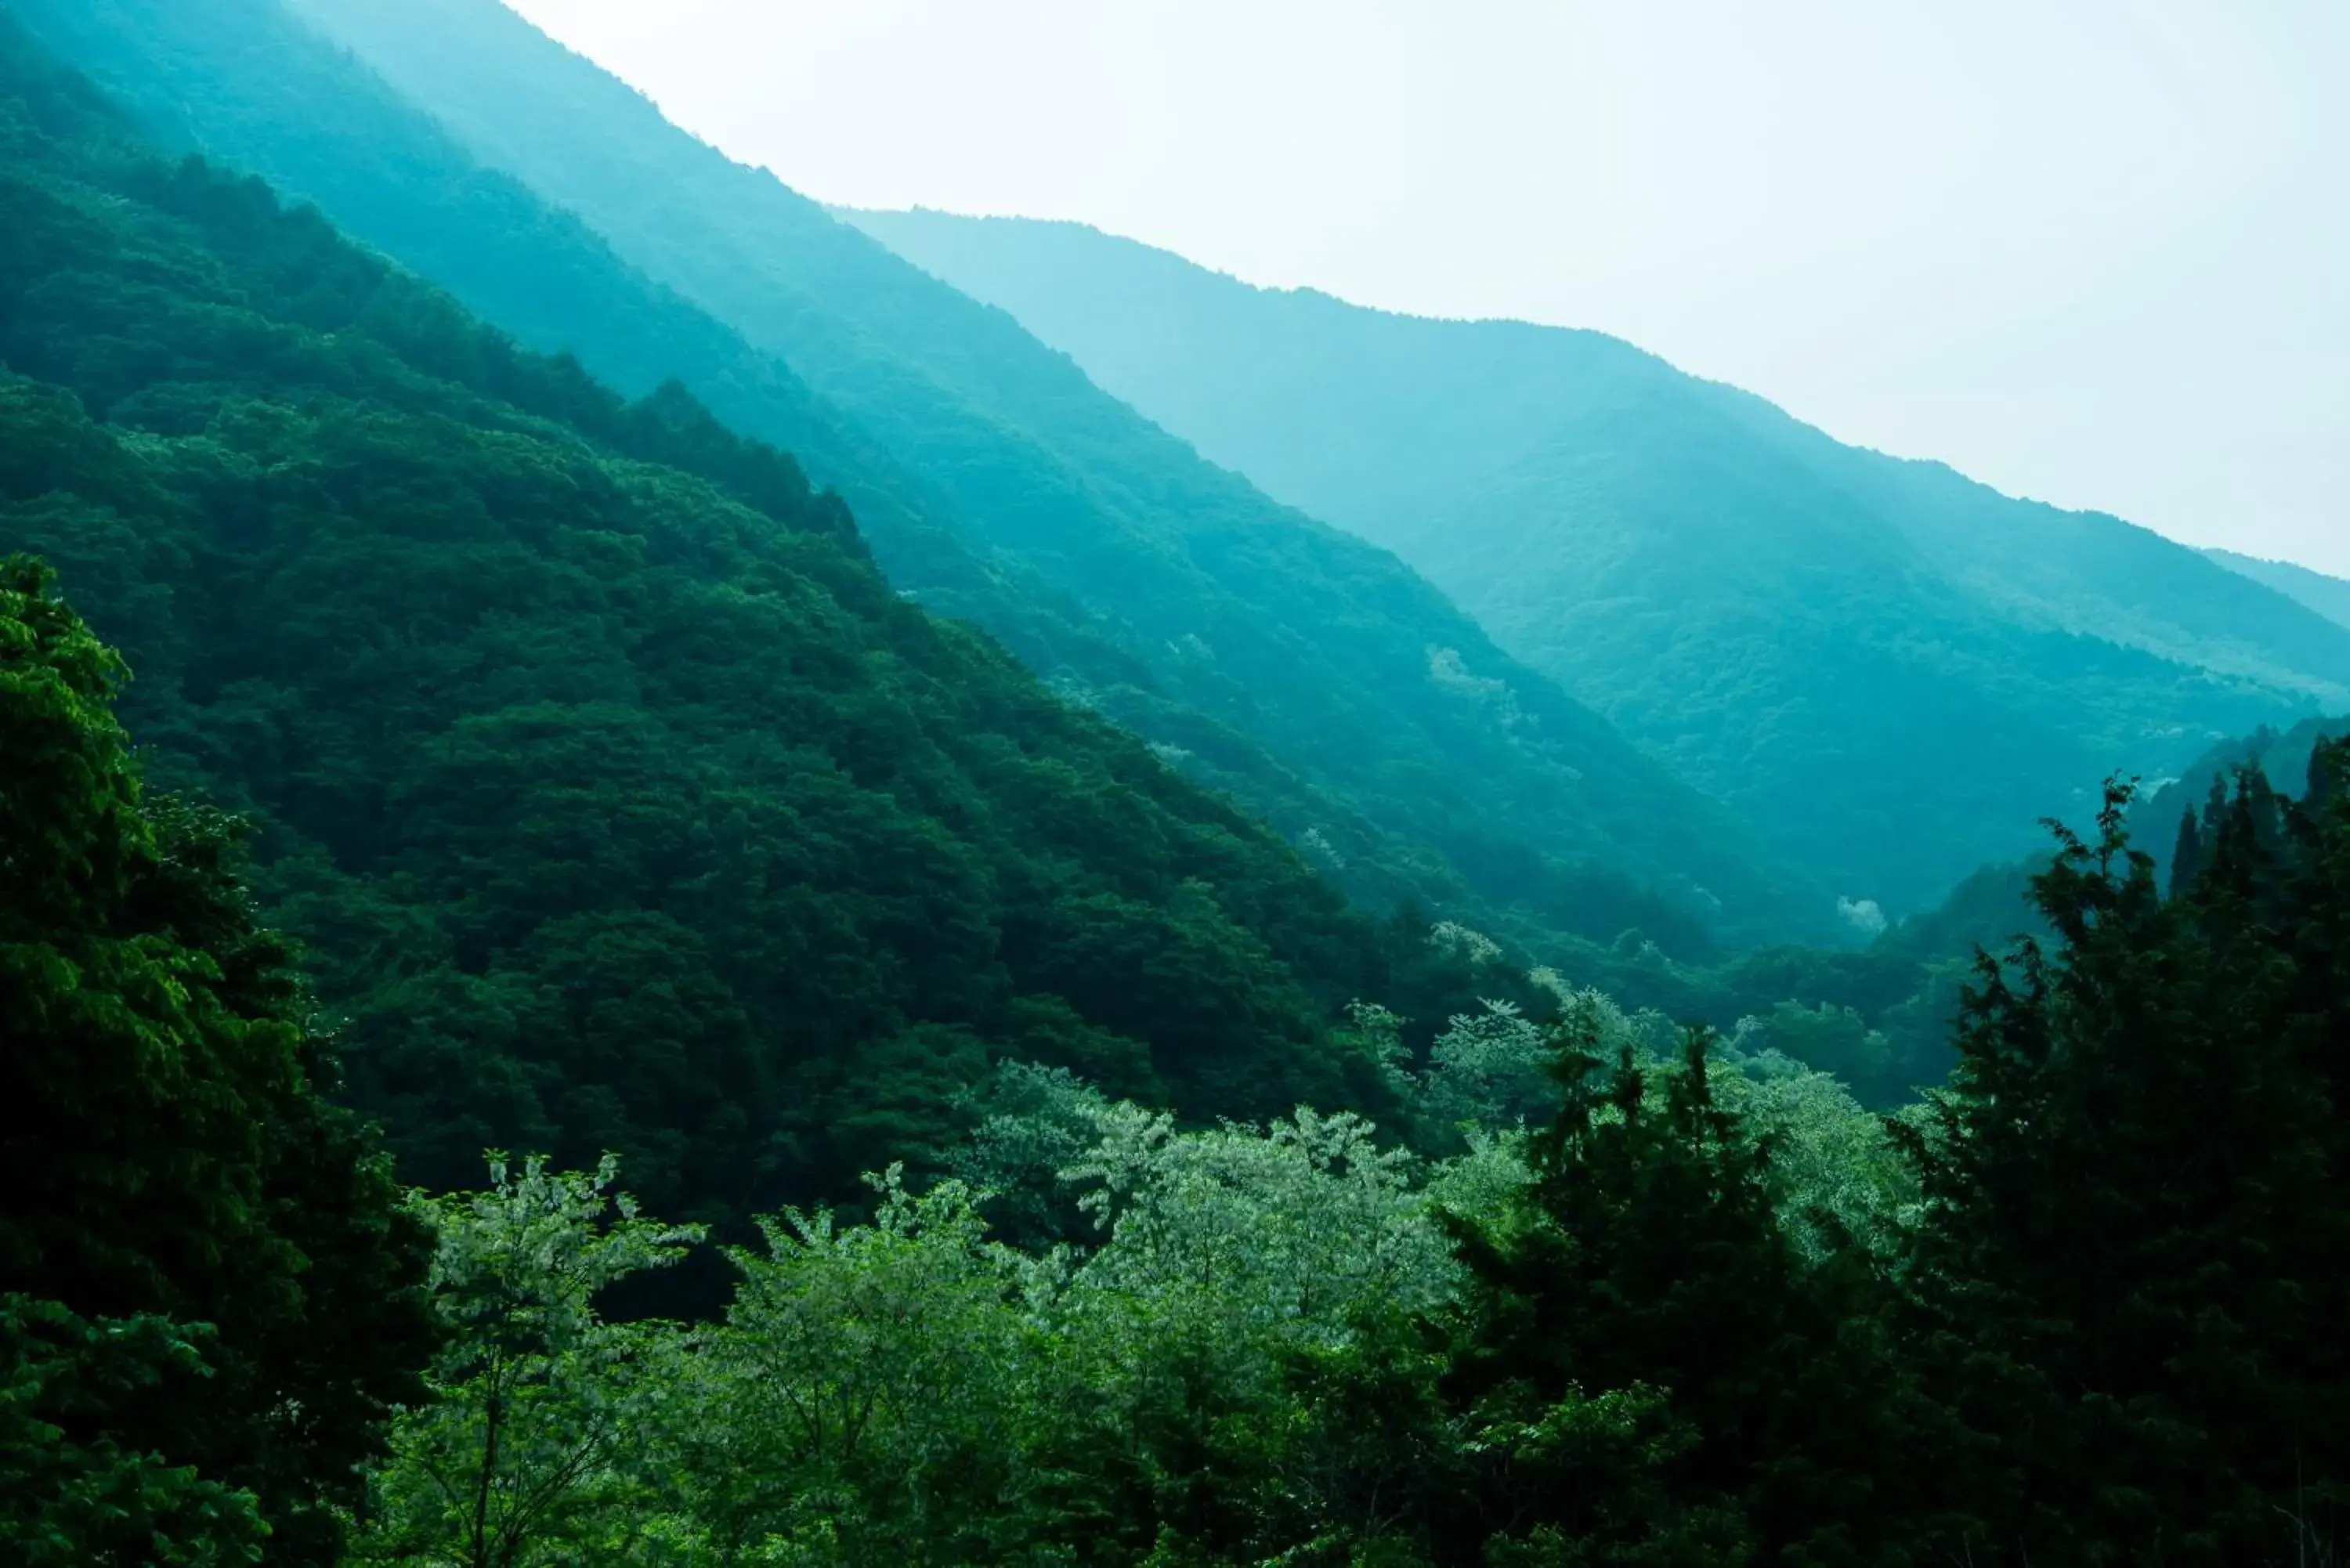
[504,0,2348,576]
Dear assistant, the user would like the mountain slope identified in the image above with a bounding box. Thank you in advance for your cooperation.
[2206,547,2350,632]
[0,19,1422,1223]
[844,209,2350,912]
[12,0,1841,952]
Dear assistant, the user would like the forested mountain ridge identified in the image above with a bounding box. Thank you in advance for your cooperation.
[2207,545,2350,631]
[7,0,1846,957]
[844,208,2350,913]
[0,20,1445,1228]
[9,7,2350,1559]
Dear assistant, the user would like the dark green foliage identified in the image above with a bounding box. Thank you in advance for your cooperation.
[846,209,2350,915]
[2134,712,2350,889]
[2169,804,2205,896]
[1439,1026,1929,1564]
[18,0,1845,962]
[0,556,436,1561]
[1897,756,2350,1563]
[0,26,1426,1230]
[0,1299,268,1566]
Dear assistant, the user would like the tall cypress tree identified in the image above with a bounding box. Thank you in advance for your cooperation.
[0,556,436,1563]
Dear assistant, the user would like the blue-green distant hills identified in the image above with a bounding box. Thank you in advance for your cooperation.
[2205,548,2350,632]
[843,211,2350,913]
[13,0,1842,955]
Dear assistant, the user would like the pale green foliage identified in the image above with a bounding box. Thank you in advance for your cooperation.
[349,1154,703,1568]
[1401,983,1916,1256]
[1337,999,1415,1101]
[949,1061,1110,1247]
[667,1097,1481,1559]
[337,1001,1924,1563]
[1426,919,1503,968]
[1421,1127,1537,1245]
[1415,999,1549,1134]
[1408,984,1676,1142]
[1711,1053,1921,1259]
[1063,1103,1457,1367]
[684,1167,1038,1561]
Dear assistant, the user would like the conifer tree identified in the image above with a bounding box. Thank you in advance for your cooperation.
[2167,804,2204,898]
[1899,764,2350,1563]
[1440,1013,1932,1564]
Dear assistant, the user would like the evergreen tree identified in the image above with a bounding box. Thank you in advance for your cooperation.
[1439,1013,1932,1564]
[2167,804,2204,898]
[1898,765,2350,1563]
[0,556,436,1563]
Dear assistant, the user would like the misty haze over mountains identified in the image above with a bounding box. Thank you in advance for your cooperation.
[2204,547,2350,633]
[5,1,2348,1560]
[845,209,2350,911]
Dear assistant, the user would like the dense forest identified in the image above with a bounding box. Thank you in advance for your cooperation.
[8,0,1843,968]
[845,209,2350,913]
[15,549,2350,1562]
[0,27,1452,1227]
[6,5,2348,1566]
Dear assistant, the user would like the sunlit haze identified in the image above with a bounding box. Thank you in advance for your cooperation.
[497,0,2345,575]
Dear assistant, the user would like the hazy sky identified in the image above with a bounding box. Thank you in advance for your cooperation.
[505,0,2348,576]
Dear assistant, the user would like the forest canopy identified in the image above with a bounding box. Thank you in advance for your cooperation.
[0,24,1434,1226]
[12,576,2347,1560]
[9,0,1851,965]
[4,12,2346,1566]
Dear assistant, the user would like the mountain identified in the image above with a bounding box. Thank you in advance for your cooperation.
[841,210,2350,913]
[0,15,1438,1225]
[9,0,1838,959]
[2205,547,2350,632]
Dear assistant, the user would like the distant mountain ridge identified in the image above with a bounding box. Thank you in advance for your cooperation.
[842,209,2350,912]
[2205,547,2350,633]
[12,0,1839,956]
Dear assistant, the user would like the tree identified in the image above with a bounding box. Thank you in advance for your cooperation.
[1439,1016,1931,1564]
[0,1298,266,1566]
[1,555,436,1561]
[2168,804,2204,897]
[352,1154,703,1568]
[1899,768,2350,1563]
[683,1169,1038,1563]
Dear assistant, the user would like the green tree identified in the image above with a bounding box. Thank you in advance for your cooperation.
[352,1155,703,1568]
[1440,1018,1930,1564]
[682,1169,1039,1564]
[0,1298,266,1566]
[1898,767,2350,1563]
[1,555,436,1561]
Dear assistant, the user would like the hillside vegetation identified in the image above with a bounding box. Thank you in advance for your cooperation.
[846,208,2350,912]
[9,11,2350,1564]
[0,23,1434,1227]
[10,0,1837,959]
[16,556,2350,1562]
[2207,546,2350,631]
